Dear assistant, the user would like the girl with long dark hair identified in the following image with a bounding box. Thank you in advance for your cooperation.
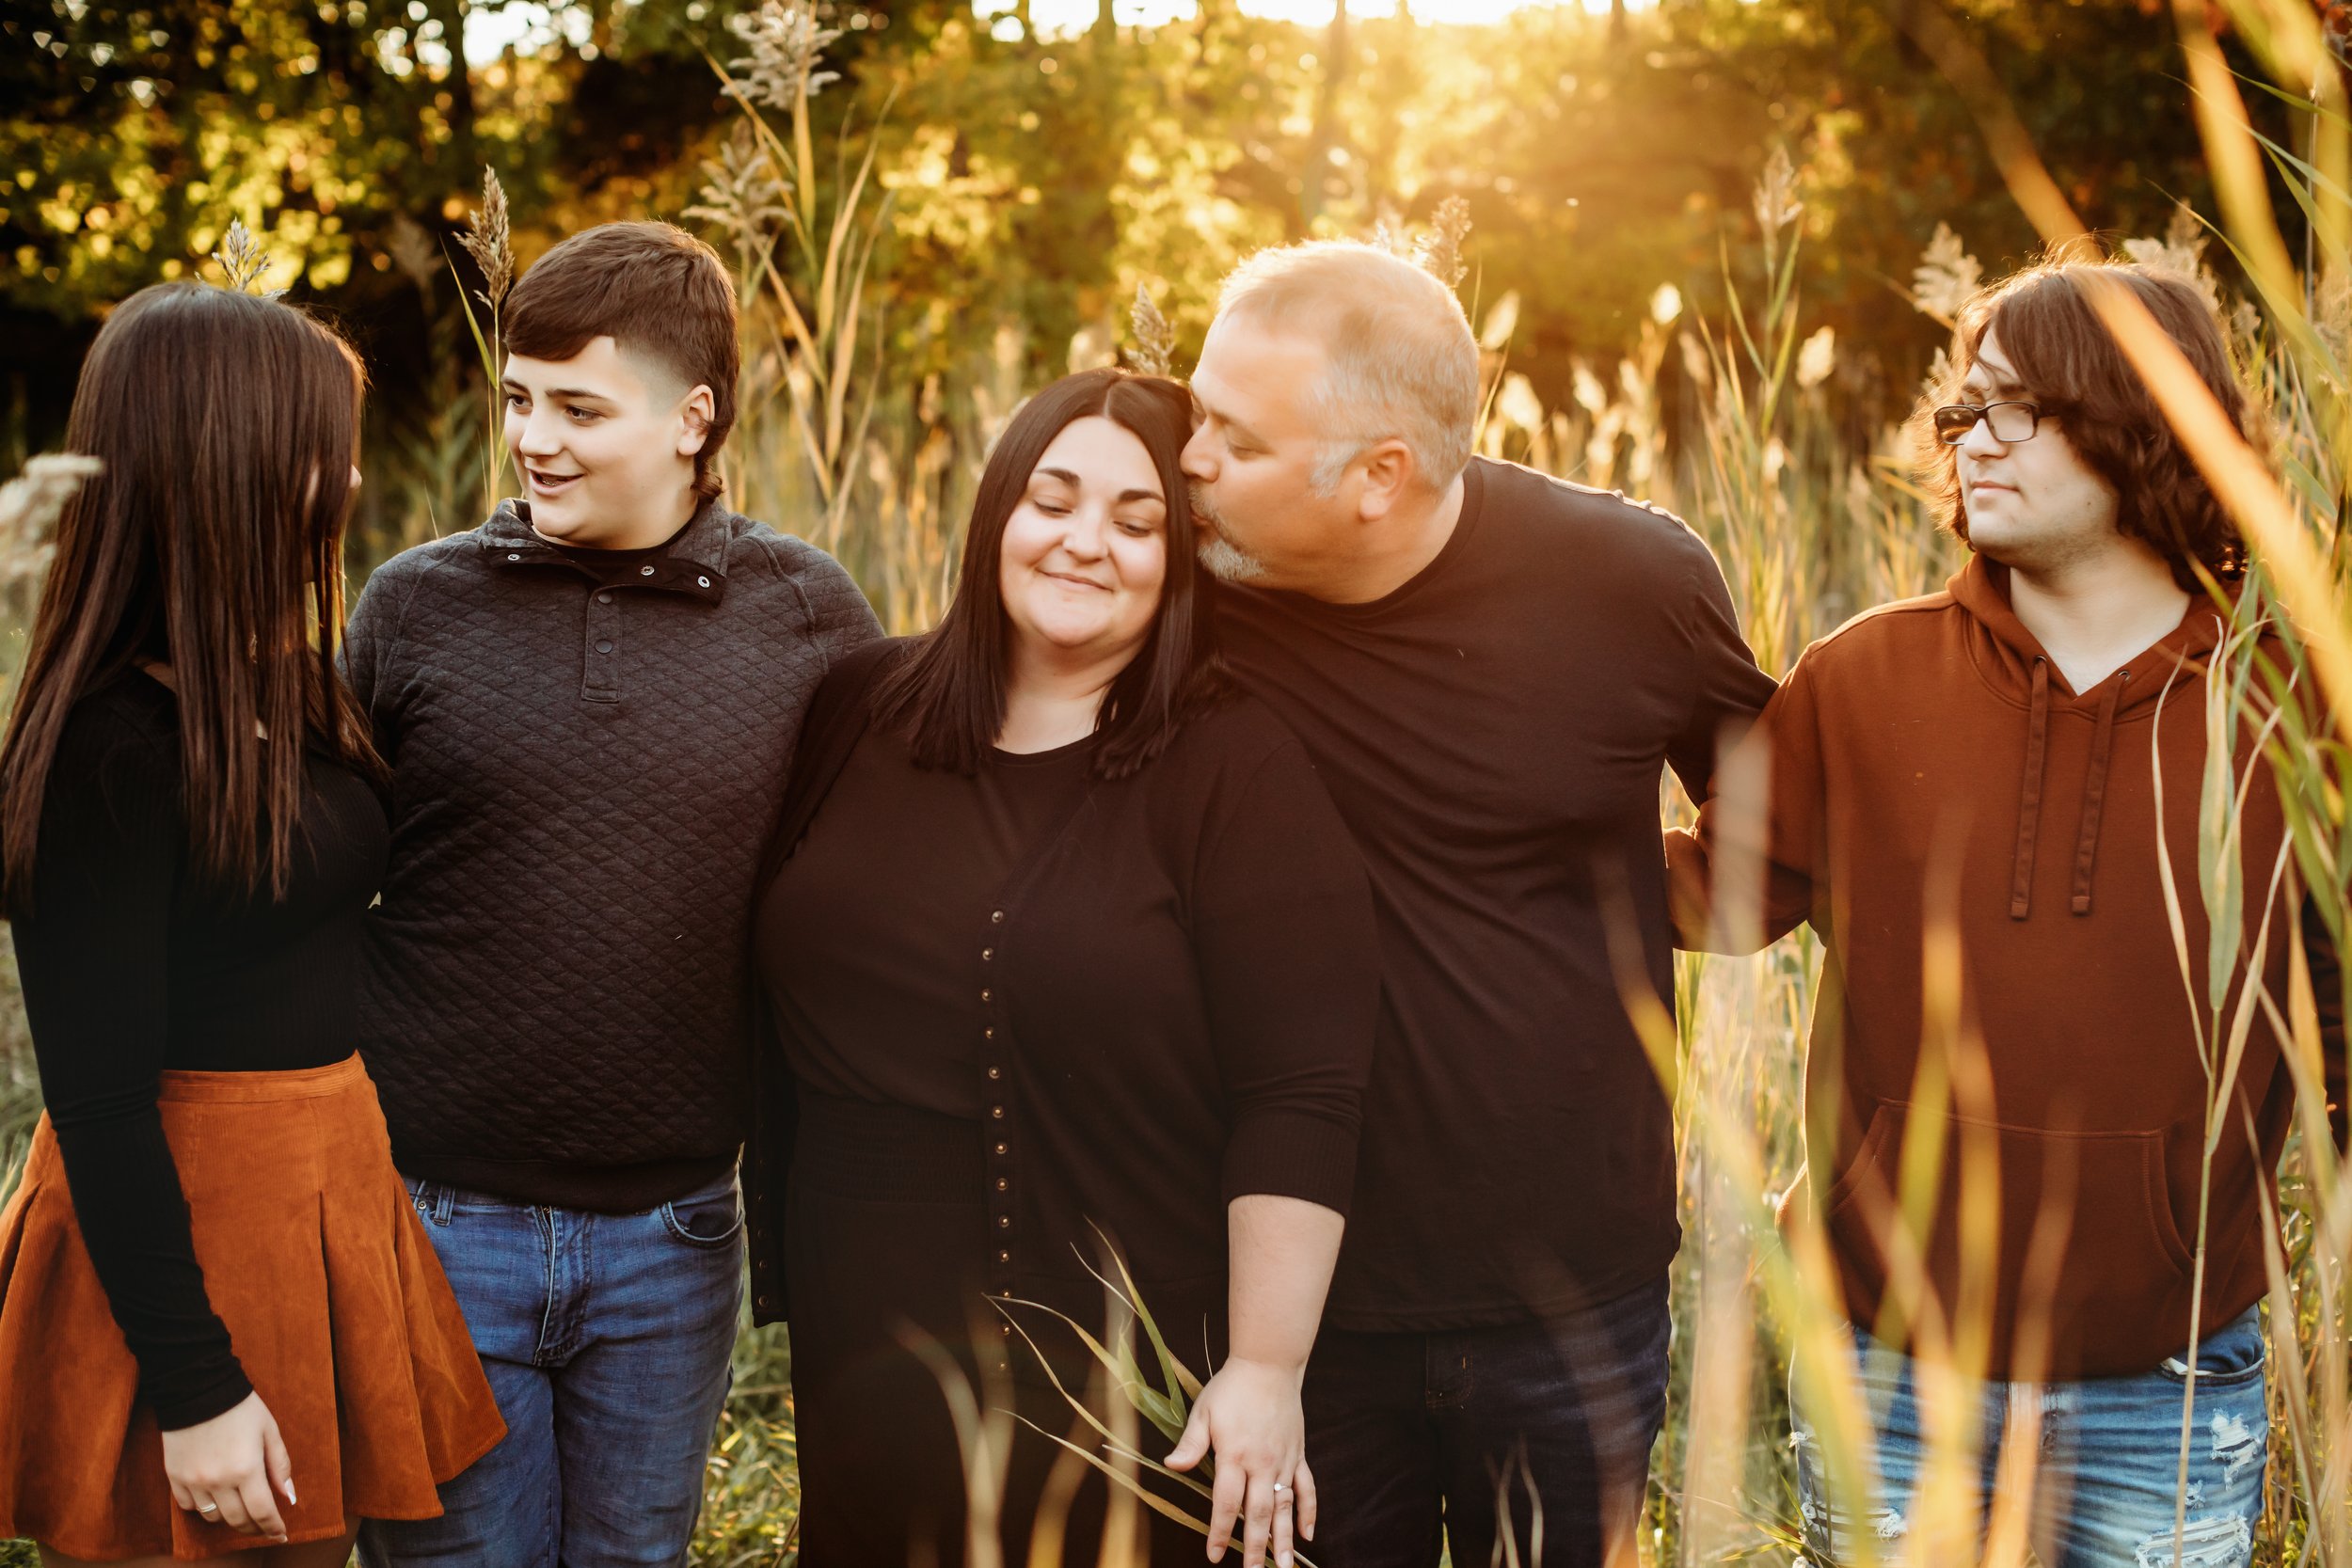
[0,282,503,1565]
[744,367,1380,1568]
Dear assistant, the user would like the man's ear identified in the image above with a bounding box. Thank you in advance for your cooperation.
[677,385,717,458]
[1355,438,1418,523]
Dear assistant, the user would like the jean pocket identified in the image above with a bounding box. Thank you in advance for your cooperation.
[2160,1306,2267,1388]
[402,1175,447,1226]
[660,1184,745,1249]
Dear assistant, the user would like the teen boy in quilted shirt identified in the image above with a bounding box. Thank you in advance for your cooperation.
[344,222,881,1568]
[1670,258,2347,1568]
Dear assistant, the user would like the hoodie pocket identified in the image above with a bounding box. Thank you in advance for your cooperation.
[1818,1103,1899,1224]
[1822,1102,2196,1353]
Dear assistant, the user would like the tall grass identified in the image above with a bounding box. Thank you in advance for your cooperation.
[2,8,2349,1565]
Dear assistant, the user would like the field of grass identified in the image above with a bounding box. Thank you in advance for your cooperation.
[4,6,2352,1566]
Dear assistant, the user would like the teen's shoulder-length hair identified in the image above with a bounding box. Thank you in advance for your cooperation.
[874,366,1221,781]
[1910,257,2256,590]
[0,280,385,908]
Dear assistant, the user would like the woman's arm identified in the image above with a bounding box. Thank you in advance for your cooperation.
[1167,1195,1344,1568]
[11,702,252,1429]
[12,698,295,1539]
[1168,716,1382,1568]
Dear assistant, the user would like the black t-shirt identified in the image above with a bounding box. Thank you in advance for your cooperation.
[8,672,390,1426]
[547,523,687,584]
[1217,457,1776,1330]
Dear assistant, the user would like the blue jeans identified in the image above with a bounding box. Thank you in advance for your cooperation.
[1300,1275,1673,1568]
[356,1169,744,1568]
[1791,1306,2269,1568]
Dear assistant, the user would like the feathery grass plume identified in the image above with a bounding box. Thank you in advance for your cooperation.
[1365,198,1416,259]
[724,0,843,111]
[2122,203,2221,310]
[450,167,516,517]
[0,453,101,596]
[1910,222,1982,327]
[456,167,514,310]
[686,121,796,281]
[209,218,286,298]
[385,213,441,296]
[1795,325,1837,389]
[1413,195,1471,289]
[1753,144,1804,238]
[1127,285,1175,376]
[696,0,897,551]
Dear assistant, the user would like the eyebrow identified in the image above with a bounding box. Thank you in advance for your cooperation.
[1962,369,2026,397]
[502,380,616,403]
[1190,386,1267,448]
[1034,467,1166,507]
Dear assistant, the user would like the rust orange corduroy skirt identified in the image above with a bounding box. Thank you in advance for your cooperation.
[0,1053,505,1560]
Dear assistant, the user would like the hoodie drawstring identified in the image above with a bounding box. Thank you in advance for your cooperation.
[2010,656,2127,922]
[2010,657,2052,921]
[2070,673,2126,915]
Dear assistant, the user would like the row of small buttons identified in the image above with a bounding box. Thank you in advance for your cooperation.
[983,905,1014,1368]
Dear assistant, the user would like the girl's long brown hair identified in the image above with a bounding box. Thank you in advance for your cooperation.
[0,281,384,905]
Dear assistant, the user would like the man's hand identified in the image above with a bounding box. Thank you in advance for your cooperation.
[1166,1355,1316,1568]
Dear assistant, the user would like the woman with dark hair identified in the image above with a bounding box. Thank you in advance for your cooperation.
[0,282,503,1566]
[747,367,1379,1568]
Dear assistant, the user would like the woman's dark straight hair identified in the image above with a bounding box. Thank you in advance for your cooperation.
[0,281,385,907]
[873,367,1220,781]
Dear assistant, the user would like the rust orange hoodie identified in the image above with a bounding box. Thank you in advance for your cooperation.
[1669,555,2345,1379]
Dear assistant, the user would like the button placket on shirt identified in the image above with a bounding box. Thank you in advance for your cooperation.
[982,904,1017,1323]
[581,585,624,703]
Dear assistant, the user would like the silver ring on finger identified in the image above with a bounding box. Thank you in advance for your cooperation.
[1272,1481,1289,1495]
[197,1501,219,1515]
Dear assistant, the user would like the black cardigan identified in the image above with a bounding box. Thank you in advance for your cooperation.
[743,640,1380,1335]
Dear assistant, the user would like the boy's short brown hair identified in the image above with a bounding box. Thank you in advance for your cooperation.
[1910,258,2254,588]
[504,221,739,500]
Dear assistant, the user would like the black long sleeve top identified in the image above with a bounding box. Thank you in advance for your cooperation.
[6,673,389,1428]
[746,641,1381,1341]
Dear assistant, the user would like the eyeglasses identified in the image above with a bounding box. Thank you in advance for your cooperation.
[1932,400,2048,445]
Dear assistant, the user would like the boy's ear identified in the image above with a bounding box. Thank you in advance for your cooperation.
[677,384,716,459]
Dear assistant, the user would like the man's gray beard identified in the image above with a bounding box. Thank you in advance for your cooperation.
[1197,533,1270,583]
[1189,484,1270,582]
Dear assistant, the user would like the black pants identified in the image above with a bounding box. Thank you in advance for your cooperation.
[1301,1276,1672,1568]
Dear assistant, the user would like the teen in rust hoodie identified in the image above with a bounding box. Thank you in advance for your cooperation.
[1670,260,2344,1566]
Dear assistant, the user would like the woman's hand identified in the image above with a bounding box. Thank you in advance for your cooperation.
[1166,1355,1316,1568]
[161,1391,295,1541]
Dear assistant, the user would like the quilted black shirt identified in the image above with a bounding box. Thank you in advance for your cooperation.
[343,499,882,1212]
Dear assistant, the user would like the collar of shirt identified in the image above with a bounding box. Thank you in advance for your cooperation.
[477,498,730,603]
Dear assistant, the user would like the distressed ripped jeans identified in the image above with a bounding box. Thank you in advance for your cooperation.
[1790,1306,2268,1568]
